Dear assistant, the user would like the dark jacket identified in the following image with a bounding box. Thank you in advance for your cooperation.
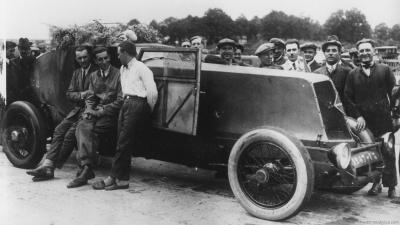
[314,63,350,103]
[344,63,395,136]
[7,56,36,103]
[309,60,321,72]
[65,64,98,119]
[86,66,123,117]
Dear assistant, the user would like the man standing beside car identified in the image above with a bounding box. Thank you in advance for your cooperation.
[255,42,283,69]
[92,41,157,190]
[27,45,97,181]
[284,39,307,72]
[344,38,398,199]
[300,42,321,72]
[314,37,350,102]
[269,38,287,67]
[67,46,123,188]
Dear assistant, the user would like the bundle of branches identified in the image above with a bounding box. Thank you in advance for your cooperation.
[49,21,161,48]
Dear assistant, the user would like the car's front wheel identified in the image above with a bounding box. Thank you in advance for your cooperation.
[1,101,47,168]
[228,127,314,221]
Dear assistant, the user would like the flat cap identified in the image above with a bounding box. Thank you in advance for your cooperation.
[217,38,236,49]
[322,35,342,52]
[18,37,32,49]
[6,41,16,50]
[255,43,275,56]
[190,36,202,42]
[269,38,285,48]
[356,38,375,48]
[300,42,318,51]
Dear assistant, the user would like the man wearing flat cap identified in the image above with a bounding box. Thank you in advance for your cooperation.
[7,38,36,103]
[284,39,307,72]
[344,38,398,199]
[255,43,283,69]
[314,36,350,102]
[204,38,237,65]
[68,46,123,188]
[269,38,288,66]
[300,43,321,72]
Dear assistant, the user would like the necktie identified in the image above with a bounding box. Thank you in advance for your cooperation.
[292,62,296,70]
[82,69,87,88]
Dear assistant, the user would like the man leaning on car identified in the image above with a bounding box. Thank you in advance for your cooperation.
[344,38,398,199]
[27,45,98,182]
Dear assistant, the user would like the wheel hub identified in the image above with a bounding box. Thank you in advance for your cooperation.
[10,128,28,143]
[255,168,269,183]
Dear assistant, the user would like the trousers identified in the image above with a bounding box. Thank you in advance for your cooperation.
[75,115,118,166]
[111,97,150,180]
[46,116,79,168]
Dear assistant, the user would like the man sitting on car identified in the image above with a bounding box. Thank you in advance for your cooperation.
[27,45,98,181]
[204,38,238,65]
[67,46,123,188]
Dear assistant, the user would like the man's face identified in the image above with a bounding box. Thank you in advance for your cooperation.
[219,44,235,61]
[358,43,374,64]
[117,47,129,66]
[273,46,284,60]
[75,49,91,69]
[259,50,274,67]
[18,47,31,58]
[302,48,316,63]
[234,49,242,61]
[95,51,110,71]
[324,45,340,65]
[191,38,203,49]
[6,47,16,59]
[286,43,299,62]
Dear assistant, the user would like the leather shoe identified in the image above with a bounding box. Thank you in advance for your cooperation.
[367,183,382,196]
[388,187,398,198]
[27,166,54,181]
[67,166,95,188]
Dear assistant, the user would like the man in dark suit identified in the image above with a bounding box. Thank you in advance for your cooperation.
[344,38,397,198]
[314,37,350,102]
[27,45,97,181]
[7,38,36,104]
[300,42,321,72]
[67,47,123,188]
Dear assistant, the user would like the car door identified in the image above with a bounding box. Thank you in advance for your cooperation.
[138,47,201,135]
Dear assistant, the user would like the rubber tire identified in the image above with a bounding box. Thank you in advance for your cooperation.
[1,101,47,169]
[228,127,314,221]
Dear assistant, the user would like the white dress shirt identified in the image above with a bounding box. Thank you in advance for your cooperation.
[120,58,158,110]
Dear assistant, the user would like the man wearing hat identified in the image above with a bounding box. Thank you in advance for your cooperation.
[284,39,307,71]
[255,43,283,69]
[314,37,350,102]
[27,45,98,183]
[300,42,321,72]
[6,41,19,103]
[344,38,398,198]
[6,41,17,62]
[204,38,237,65]
[67,46,123,188]
[349,47,360,69]
[7,38,36,103]
[269,38,287,66]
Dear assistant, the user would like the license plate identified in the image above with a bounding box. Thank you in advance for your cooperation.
[351,149,381,168]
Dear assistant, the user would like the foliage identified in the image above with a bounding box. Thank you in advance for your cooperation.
[324,8,372,43]
[49,21,160,48]
[374,23,390,41]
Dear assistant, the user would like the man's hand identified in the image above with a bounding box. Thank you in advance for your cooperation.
[356,116,366,132]
[80,90,94,99]
[83,106,104,119]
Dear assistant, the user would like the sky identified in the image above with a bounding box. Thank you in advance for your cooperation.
[1,0,400,40]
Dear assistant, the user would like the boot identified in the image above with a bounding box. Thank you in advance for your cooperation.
[367,181,382,196]
[388,187,398,198]
[67,165,95,188]
[27,166,54,181]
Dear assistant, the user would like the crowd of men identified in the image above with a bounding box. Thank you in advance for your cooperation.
[4,34,400,203]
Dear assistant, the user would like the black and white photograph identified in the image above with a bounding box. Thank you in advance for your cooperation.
[0,0,400,224]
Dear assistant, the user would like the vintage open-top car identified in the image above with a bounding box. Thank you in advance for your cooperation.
[0,45,394,220]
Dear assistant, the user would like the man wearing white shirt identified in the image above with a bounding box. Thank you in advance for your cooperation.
[283,39,307,72]
[92,41,157,190]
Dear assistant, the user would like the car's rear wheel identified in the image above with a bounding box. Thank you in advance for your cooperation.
[1,101,47,169]
[228,127,314,221]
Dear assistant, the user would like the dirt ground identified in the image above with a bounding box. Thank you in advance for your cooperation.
[0,147,399,225]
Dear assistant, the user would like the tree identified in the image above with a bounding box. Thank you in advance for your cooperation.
[202,8,235,44]
[127,18,140,26]
[374,23,390,41]
[324,8,371,43]
[390,24,400,41]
